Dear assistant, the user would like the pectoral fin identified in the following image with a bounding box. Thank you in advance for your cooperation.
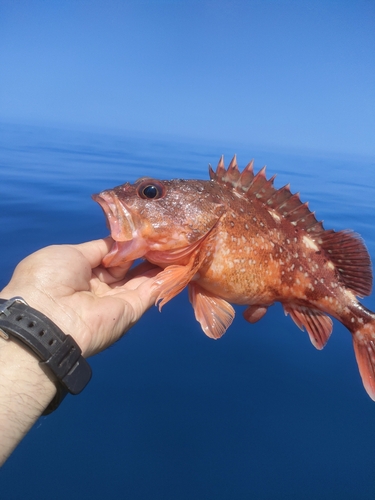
[153,246,204,309]
[154,264,197,309]
[188,283,235,339]
[283,304,333,350]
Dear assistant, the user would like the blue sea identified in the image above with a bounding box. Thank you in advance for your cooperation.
[1,122,375,499]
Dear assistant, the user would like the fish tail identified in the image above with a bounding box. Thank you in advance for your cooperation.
[350,306,375,401]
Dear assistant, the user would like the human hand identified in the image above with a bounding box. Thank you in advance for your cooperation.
[0,238,160,357]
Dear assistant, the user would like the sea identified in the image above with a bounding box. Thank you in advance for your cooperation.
[1,122,375,499]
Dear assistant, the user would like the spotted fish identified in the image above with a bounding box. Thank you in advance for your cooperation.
[93,156,375,400]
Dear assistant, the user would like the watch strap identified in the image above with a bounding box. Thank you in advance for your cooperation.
[0,297,92,414]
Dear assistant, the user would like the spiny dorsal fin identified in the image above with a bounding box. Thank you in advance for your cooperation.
[210,156,324,236]
[209,155,242,186]
[226,155,241,184]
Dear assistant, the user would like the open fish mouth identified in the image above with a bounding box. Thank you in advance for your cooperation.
[92,191,148,267]
[92,191,135,242]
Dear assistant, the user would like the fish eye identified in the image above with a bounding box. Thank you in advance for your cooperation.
[138,181,165,200]
[142,185,159,198]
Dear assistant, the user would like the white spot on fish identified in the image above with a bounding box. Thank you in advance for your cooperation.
[268,210,281,222]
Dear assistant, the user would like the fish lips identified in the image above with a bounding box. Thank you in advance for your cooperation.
[92,191,148,267]
[92,191,135,241]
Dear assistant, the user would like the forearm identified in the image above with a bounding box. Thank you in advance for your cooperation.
[0,336,56,466]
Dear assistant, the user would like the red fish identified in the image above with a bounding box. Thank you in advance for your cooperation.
[93,156,375,400]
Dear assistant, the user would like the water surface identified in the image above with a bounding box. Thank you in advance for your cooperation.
[1,122,375,499]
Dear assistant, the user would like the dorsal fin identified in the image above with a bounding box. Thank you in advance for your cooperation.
[319,230,373,297]
[239,159,255,187]
[210,156,325,236]
[209,155,241,186]
[226,155,241,184]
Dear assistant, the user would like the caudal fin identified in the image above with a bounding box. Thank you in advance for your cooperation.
[352,318,375,401]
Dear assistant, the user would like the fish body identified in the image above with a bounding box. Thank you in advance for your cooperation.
[93,156,375,400]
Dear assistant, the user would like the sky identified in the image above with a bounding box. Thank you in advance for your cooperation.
[0,0,374,156]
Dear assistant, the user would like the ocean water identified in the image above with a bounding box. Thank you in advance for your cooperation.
[1,122,375,499]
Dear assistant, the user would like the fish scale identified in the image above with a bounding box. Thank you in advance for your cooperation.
[93,156,375,401]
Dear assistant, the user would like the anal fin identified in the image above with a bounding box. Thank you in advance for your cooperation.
[188,283,235,339]
[283,304,333,350]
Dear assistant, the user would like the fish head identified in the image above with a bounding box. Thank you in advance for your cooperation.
[93,177,225,267]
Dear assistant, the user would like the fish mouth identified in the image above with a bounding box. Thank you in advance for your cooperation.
[92,191,135,242]
[92,191,148,267]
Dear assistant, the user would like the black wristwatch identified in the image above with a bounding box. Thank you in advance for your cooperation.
[0,297,92,415]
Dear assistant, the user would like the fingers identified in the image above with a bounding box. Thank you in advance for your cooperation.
[108,277,160,317]
[94,261,134,283]
[93,257,161,286]
[73,238,114,269]
[73,239,157,280]
[125,261,161,280]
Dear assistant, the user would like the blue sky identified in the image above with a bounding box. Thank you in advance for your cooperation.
[0,0,374,156]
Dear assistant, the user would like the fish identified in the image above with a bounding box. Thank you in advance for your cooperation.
[93,156,375,400]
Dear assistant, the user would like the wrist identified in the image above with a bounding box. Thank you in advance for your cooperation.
[0,335,56,465]
[0,297,92,411]
[0,334,57,407]
[0,285,87,355]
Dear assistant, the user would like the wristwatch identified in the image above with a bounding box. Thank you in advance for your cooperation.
[0,297,92,415]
